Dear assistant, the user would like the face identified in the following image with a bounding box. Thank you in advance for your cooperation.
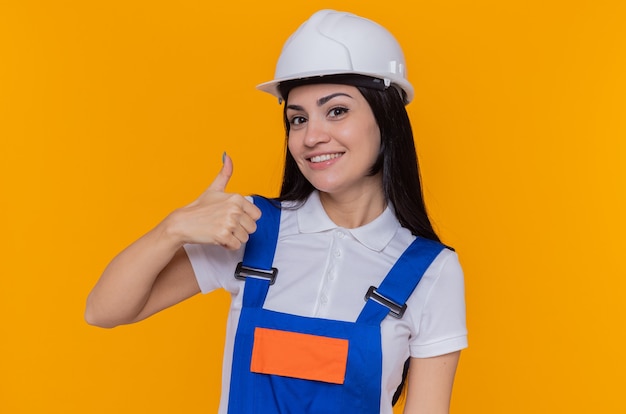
[285,83,382,199]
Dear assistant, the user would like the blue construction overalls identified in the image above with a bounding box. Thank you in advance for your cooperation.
[228,197,445,413]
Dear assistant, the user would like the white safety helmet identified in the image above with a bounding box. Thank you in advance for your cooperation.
[257,9,414,104]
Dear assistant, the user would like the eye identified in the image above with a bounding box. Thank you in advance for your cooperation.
[328,107,349,118]
[289,115,307,127]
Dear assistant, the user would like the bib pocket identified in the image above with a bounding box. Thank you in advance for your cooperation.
[250,327,349,384]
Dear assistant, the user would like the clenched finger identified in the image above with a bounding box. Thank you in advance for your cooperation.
[239,214,258,235]
[242,199,262,221]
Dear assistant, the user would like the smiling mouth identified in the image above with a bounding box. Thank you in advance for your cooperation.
[308,153,344,163]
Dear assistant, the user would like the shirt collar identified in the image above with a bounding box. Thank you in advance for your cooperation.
[297,191,400,252]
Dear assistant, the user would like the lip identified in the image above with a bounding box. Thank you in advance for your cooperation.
[305,152,344,169]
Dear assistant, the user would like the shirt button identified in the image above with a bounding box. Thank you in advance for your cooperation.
[328,272,336,281]
[336,231,345,239]
[334,249,341,258]
[320,295,328,304]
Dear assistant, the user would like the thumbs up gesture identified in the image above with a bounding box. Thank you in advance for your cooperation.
[167,153,262,250]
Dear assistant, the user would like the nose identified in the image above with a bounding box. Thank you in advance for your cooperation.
[303,117,331,147]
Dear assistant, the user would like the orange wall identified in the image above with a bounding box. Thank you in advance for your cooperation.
[1,1,624,413]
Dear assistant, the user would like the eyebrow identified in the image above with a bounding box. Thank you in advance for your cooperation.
[286,92,354,111]
[317,92,353,106]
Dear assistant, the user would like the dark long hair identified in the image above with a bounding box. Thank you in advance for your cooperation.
[277,76,440,243]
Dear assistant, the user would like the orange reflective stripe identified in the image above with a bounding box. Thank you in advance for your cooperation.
[250,327,349,384]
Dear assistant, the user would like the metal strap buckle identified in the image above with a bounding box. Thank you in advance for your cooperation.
[234,262,278,285]
[364,286,407,319]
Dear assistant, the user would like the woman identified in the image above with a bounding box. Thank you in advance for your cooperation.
[86,9,467,414]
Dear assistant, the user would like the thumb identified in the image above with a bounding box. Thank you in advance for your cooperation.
[208,152,233,192]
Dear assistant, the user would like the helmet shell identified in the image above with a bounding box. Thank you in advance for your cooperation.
[257,10,414,103]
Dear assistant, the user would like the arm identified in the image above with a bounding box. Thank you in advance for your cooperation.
[403,351,461,414]
[84,229,199,328]
[85,154,261,328]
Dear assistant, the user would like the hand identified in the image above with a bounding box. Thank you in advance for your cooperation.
[167,153,262,250]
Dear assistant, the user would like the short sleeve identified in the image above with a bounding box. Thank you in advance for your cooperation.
[409,251,468,358]
[183,243,245,294]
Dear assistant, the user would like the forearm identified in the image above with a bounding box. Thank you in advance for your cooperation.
[85,216,182,328]
[85,154,261,328]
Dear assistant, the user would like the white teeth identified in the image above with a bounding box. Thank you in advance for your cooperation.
[310,153,342,163]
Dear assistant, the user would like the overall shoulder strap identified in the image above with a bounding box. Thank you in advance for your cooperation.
[236,196,282,308]
[357,237,446,325]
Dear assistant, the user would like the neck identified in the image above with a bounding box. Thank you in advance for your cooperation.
[318,186,386,229]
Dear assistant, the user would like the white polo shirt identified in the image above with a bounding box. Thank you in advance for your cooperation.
[184,191,467,413]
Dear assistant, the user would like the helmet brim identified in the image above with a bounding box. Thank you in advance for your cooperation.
[256,70,414,104]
